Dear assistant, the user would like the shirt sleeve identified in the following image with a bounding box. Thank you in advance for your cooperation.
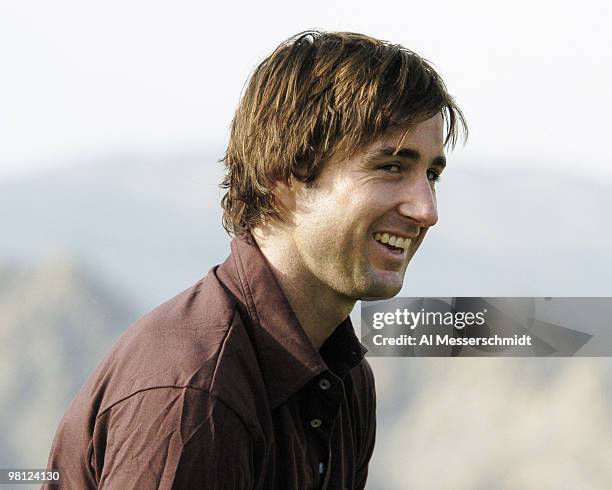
[93,387,254,490]
[353,358,377,490]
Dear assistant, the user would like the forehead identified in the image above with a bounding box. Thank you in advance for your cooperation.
[378,113,445,152]
[320,113,445,175]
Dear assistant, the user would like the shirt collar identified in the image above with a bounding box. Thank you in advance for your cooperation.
[215,235,367,408]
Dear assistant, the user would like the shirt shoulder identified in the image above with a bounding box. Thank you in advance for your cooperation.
[47,268,269,488]
[79,267,265,422]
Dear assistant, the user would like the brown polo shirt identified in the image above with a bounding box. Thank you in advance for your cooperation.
[44,236,376,489]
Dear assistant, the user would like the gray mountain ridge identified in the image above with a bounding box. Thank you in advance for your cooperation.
[0,256,137,470]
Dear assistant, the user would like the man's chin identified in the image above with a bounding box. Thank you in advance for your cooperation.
[358,280,403,302]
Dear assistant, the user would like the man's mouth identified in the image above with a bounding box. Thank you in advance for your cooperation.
[372,232,412,254]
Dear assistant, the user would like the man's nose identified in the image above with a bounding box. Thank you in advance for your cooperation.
[396,177,438,227]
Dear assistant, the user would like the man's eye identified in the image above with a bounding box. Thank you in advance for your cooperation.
[427,169,441,183]
[379,163,402,173]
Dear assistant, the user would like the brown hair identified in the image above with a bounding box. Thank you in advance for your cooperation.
[220,30,467,241]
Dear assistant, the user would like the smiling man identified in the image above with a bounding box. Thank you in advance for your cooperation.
[45,30,465,489]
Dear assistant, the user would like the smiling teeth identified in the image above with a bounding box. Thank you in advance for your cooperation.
[374,233,412,251]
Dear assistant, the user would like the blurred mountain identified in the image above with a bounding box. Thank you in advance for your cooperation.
[368,356,612,489]
[0,151,231,311]
[0,257,137,467]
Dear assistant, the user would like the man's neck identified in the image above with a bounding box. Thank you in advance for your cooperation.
[253,232,355,351]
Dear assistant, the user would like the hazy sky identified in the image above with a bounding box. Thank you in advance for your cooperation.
[1,0,611,179]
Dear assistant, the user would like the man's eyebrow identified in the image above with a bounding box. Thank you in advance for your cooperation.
[367,146,446,167]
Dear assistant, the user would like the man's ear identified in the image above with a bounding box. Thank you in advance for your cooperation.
[271,177,297,217]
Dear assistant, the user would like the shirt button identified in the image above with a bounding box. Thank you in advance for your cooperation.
[318,462,325,474]
[318,378,331,390]
[310,418,322,428]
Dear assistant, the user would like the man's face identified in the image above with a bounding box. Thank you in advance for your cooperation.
[285,113,446,301]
